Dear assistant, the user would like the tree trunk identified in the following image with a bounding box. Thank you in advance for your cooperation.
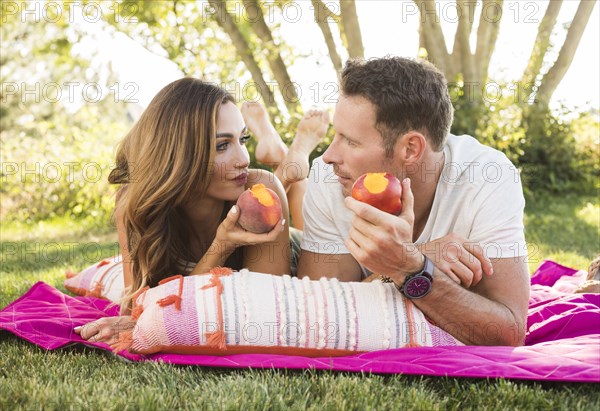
[451,0,476,81]
[520,1,563,100]
[242,0,301,114]
[207,0,277,110]
[310,0,343,73]
[339,0,364,58]
[414,0,452,77]
[456,0,477,93]
[536,0,596,108]
[474,0,504,85]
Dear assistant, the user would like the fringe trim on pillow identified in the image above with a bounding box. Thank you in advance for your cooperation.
[65,270,78,279]
[157,275,184,311]
[200,267,233,350]
[131,286,149,321]
[64,285,94,297]
[89,282,104,298]
[110,330,133,353]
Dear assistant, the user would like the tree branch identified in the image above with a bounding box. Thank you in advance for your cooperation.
[451,0,476,80]
[339,0,364,58]
[520,1,562,95]
[536,0,596,108]
[310,0,343,73]
[242,0,300,114]
[456,0,477,87]
[474,0,504,84]
[414,0,452,77]
[207,0,276,109]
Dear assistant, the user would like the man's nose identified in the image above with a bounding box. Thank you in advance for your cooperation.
[322,135,340,165]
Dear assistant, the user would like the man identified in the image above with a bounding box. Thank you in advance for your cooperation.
[297,57,530,346]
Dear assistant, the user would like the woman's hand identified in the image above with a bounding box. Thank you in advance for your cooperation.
[215,205,285,252]
[417,233,493,288]
[189,205,286,275]
[74,316,134,345]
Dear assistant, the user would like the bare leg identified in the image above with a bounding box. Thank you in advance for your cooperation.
[241,101,287,167]
[287,179,306,230]
[276,109,330,188]
[575,255,600,293]
[242,102,329,229]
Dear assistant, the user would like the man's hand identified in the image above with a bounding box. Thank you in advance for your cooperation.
[344,178,423,282]
[417,233,493,288]
[74,316,135,345]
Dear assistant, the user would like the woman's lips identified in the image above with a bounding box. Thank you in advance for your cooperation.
[232,173,248,185]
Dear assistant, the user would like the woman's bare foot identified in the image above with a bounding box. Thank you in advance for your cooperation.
[586,256,600,281]
[276,109,330,185]
[241,101,288,166]
[574,256,600,293]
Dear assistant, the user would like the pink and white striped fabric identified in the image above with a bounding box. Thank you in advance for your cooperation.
[64,256,124,303]
[127,268,462,356]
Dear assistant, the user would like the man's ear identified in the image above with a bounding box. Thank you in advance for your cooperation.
[396,132,427,164]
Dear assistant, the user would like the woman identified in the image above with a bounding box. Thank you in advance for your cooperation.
[76,78,326,344]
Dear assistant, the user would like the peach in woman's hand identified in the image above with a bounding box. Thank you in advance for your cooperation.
[236,184,283,233]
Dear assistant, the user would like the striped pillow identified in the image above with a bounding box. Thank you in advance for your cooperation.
[115,267,462,356]
[64,256,125,303]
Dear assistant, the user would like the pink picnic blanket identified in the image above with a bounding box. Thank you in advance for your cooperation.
[1,260,598,382]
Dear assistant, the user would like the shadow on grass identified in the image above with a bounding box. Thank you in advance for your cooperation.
[524,193,599,260]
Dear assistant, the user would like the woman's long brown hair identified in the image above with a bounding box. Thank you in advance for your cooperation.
[108,78,234,310]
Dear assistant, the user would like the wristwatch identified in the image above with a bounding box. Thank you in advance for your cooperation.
[397,255,434,299]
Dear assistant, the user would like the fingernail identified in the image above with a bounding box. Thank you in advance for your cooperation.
[74,326,82,332]
[230,206,237,214]
[281,219,286,226]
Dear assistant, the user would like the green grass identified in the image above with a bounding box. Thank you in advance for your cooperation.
[1,194,599,410]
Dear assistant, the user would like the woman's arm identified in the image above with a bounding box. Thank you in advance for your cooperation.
[189,169,289,275]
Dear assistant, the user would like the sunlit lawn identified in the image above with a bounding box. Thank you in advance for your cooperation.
[1,193,598,410]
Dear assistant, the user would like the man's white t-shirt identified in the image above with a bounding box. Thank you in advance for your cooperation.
[300,134,528,279]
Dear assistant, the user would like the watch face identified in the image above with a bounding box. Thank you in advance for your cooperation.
[404,275,432,298]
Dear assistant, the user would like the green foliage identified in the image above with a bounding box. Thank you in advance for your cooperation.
[521,105,599,194]
[451,82,598,195]
[1,3,132,226]
[1,102,128,225]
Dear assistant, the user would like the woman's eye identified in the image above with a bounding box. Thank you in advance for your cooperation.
[346,138,357,147]
[216,142,229,151]
[240,134,251,145]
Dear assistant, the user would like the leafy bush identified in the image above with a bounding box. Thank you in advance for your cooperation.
[1,102,129,227]
[451,83,598,195]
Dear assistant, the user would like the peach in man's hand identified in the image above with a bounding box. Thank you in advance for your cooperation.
[236,184,283,233]
[351,173,402,215]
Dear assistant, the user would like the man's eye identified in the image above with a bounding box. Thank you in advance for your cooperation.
[240,134,251,144]
[346,138,357,147]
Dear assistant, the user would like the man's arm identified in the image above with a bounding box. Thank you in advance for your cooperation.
[344,178,530,346]
[412,257,529,345]
[297,249,362,282]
